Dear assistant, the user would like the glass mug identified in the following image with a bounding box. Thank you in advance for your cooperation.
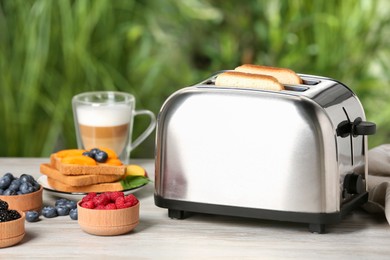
[72,91,156,163]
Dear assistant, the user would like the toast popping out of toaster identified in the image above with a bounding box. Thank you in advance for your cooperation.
[154,65,376,233]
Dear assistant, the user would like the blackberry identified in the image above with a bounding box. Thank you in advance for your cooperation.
[7,209,21,221]
[0,209,20,222]
[0,210,9,222]
[0,199,8,210]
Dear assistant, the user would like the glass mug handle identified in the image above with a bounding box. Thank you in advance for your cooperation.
[130,109,157,151]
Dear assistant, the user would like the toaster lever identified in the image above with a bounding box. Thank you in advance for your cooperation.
[352,117,376,136]
[337,117,376,137]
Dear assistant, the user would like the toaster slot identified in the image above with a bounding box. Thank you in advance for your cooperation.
[284,85,309,92]
[302,79,320,85]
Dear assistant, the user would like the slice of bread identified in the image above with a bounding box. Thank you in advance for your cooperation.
[57,163,125,176]
[234,64,302,85]
[40,163,122,187]
[50,154,125,176]
[215,71,284,91]
[47,177,123,193]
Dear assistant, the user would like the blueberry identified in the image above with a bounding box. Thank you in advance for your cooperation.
[3,189,16,196]
[56,206,70,216]
[89,148,100,157]
[69,208,78,220]
[42,206,58,218]
[0,176,11,189]
[26,211,40,222]
[82,151,94,159]
[33,181,40,191]
[94,150,108,163]
[0,189,3,195]
[27,185,35,193]
[19,174,35,184]
[20,182,33,194]
[9,179,21,191]
[65,200,77,210]
[3,173,14,181]
[54,198,68,206]
[55,198,68,207]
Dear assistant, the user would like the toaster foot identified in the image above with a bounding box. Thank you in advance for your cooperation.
[309,223,325,234]
[168,209,191,219]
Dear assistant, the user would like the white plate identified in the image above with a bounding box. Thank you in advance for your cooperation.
[37,176,148,201]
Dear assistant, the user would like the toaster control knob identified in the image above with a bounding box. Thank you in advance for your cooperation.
[343,173,363,194]
[352,117,376,136]
[336,120,352,138]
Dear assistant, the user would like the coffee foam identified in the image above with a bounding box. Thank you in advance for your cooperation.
[76,105,131,127]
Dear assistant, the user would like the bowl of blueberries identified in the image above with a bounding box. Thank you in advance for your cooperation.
[0,173,43,212]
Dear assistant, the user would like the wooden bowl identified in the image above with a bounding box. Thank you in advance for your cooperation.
[77,201,139,236]
[0,211,25,248]
[0,186,43,212]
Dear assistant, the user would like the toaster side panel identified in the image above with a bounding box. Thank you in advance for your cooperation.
[155,88,339,213]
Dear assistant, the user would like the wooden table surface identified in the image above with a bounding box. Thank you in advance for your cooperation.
[1,157,390,259]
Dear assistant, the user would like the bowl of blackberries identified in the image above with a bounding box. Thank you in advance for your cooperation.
[0,173,43,212]
[0,199,25,248]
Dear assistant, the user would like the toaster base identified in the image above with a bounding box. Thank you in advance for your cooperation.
[155,192,368,233]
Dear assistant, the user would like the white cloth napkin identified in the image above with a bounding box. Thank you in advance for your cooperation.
[362,144,390,223]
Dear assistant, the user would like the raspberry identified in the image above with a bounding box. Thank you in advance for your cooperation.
[81,192,138,210]
[105,203,117,210]
[95,205,105,210]
[82,192,97,203]
[124,194,138,207]
[109,191,124,202]
[115,196,126,209]
[93,193,110,207]
[81,200,95,209]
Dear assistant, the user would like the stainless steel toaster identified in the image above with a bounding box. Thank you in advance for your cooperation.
[154,71,376,233]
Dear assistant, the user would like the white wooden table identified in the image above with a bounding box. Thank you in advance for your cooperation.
[1,158,390,259]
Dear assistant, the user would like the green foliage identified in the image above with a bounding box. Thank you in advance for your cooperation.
[0,0,389,157]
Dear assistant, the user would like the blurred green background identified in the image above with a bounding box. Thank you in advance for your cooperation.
[0,0,389,158]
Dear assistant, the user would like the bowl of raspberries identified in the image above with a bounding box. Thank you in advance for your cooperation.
[0,173,43,212]
[0,199,25,248]
[77,191,139,236]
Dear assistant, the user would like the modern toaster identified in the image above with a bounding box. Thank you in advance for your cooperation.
[154,71,376,233]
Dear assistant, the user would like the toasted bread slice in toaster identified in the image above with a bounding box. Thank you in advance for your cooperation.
[215,71,284,91]
[234,64,302,85]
